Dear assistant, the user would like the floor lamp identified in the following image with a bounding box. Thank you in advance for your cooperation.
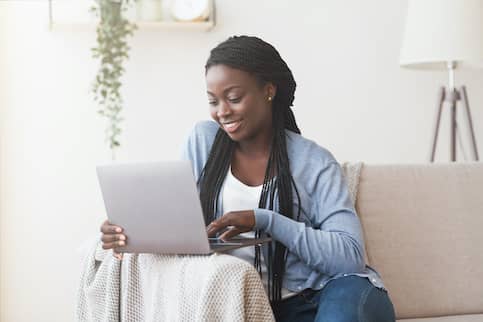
[400,0,483,162]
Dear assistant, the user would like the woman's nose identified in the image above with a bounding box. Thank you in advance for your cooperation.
[217,101,231,118]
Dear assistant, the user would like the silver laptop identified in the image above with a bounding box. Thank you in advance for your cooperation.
[96,160,270,254]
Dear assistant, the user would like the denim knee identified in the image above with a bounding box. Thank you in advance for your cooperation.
[314,276,395,322]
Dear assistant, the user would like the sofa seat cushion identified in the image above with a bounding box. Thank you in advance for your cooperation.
[356,163,483,319]
[397,314,483,322]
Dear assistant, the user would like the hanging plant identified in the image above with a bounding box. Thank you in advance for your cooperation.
[90,0,137,159]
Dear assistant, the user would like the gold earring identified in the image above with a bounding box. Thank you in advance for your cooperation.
[268,96,272,101]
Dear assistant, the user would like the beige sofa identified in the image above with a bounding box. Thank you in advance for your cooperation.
[355,163,483,321]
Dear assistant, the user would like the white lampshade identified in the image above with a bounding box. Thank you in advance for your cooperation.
[400,0,483,70]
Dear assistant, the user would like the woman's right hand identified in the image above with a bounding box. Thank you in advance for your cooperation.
[100,219,127,260]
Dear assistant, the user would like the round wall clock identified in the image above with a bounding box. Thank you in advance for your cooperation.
[170,0,211,21]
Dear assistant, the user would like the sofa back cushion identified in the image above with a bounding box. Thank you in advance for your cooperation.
[355,163,483,319]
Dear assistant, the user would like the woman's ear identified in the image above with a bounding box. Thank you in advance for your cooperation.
[265,83,277,102]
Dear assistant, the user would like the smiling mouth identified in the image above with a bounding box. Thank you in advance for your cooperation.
[222,120,242,133]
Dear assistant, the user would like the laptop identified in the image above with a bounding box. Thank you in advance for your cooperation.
[96,160,271,254]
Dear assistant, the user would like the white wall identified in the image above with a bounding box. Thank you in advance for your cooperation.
[1,1,482,321]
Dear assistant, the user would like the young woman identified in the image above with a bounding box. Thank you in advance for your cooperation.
[100,35,396,322]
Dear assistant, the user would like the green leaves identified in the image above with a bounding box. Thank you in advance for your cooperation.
[91,0,136,155]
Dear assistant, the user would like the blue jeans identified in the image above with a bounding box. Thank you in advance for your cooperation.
[275,276,396,322]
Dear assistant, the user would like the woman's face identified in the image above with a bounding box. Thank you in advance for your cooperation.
[206,64,275,144]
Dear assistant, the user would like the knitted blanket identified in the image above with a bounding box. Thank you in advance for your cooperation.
[76,162,362,322]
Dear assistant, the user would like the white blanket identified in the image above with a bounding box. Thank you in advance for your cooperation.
[76,162,362,322]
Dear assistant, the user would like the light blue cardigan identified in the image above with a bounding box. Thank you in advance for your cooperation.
[181,120,385,292]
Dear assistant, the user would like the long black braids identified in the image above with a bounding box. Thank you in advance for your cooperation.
[199,36,302,308]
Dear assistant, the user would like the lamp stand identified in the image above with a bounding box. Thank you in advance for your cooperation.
[430,85,479,162]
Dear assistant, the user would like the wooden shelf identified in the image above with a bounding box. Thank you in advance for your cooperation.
[137,20,214,30]
[49,19,215,32]
[48,0,216,32]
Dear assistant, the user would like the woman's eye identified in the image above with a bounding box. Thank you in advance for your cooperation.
[208,100,217,106]
[228,97,241,103]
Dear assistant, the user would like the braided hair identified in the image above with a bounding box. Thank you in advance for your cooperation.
[199,36,302,307]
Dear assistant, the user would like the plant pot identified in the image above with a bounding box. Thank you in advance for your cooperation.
[136,0,163,21]
[100,0,123,24]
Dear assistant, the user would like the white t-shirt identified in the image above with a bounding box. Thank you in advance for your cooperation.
[220,166,297,299]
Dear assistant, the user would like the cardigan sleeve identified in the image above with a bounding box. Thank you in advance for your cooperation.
[253,161,366,276]
[180,120,219,181]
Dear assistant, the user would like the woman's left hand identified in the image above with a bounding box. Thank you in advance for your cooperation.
[206,210,255,240]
